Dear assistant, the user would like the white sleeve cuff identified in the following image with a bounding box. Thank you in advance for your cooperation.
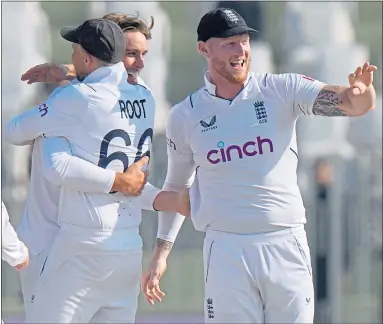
[157,212,186,243]
[104,172,116,193]
[138,182,161,211]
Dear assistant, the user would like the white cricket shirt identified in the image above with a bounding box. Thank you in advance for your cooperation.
[5,63,159,250]
[159,72,325,236]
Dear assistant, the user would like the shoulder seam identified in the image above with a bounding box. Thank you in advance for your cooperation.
[83,83,97,92]
[189,87,204,109]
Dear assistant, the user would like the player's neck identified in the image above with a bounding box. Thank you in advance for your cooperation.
[208,70,247,101]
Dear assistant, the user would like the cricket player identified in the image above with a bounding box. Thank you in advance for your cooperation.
[14,14,169,321]
[4,18,188,323]
[8,77,152,318]
[141,8,377,323]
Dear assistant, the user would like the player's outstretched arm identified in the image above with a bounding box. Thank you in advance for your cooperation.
[21,63,76,85]
[312,62,377,117]
[4,86,85,145]
[142,101,195,305]
[156,102,196,247]
[1,202,29,270]
[41,137,150,196]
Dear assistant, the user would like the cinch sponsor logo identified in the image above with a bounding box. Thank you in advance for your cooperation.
[206,136,274,164]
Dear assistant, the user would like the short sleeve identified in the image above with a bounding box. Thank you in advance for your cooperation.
[289,74,326,118]
[263,73,326,120]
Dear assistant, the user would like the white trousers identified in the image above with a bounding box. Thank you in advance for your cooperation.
[19,248,49,319]
[203,225,314,324]
[26,232,142,323]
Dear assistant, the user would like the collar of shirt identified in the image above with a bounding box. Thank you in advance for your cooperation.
[135,76,150,90]
[81,62,127,86]
[203,71,254,103]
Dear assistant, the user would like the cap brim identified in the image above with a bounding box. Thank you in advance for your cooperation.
[220,25,258,38]
[60,26,79,43]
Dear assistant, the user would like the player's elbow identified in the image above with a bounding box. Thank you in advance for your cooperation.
[162,181,182,192]
[42,153,71,186]
[3,122,29,146]
[42,168,62,186]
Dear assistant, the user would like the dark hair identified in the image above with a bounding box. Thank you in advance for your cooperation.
[102,12,154,39]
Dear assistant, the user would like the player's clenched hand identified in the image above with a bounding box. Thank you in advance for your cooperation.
[141,257,167,305]
[15,249,29,271]
[112,156,149,196]
[21,63,74,84]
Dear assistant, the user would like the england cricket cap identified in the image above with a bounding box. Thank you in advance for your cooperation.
[60,18,125,64]
[197,8,258,42]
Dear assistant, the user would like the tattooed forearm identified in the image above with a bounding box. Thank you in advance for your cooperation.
[312,87,347,117]
[156,238,173,251]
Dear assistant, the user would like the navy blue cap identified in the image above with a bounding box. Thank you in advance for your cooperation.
[60,18,125,64]
[197,8,258,42]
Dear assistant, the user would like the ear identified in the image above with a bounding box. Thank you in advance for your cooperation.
[197,41,210,59]
[85,53,97,69]
[84,53,90,64]
[79,45,91,65]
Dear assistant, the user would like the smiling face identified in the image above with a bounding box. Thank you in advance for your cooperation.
[122,30,148,83]
[102,13,153,84]
[199,33,251,84]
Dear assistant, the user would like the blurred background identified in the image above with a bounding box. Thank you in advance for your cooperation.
[1,1,382,323]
